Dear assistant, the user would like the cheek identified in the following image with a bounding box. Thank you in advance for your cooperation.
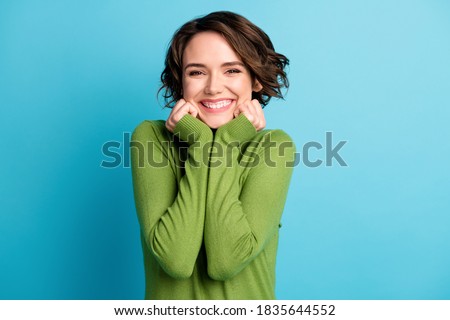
[230,78,254,98]
[182,79,203,98]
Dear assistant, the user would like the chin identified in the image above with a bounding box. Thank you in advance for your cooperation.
[201,115,233,129]
[203,119,232,129]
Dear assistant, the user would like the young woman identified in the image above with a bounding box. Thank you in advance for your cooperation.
[131,11,296,299]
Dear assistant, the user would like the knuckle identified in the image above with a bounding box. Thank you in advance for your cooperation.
[173,114,181,122]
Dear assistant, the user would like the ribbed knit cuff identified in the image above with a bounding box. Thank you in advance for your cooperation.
[173,114,213,145]
[215,114,257,144]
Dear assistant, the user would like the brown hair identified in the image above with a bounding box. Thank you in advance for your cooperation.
[159,11,289,108]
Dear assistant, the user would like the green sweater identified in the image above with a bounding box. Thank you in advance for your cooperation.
[131,114,295,299]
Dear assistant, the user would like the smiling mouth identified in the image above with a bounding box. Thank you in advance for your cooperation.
[201,99,233,109]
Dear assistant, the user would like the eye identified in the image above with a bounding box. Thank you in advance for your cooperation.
[188,70,204,76]
[226,69,242,74]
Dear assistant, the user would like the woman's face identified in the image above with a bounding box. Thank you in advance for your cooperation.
[182,31,261,129]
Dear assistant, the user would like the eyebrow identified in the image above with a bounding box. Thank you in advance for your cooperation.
[184,61,245,71]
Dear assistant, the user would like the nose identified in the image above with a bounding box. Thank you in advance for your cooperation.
[204,72,223,95]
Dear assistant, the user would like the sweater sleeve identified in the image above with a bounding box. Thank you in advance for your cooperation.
[204,114,296,280]
[131,115,212,279]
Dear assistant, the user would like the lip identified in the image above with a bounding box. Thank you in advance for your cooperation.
[199,99,235,113]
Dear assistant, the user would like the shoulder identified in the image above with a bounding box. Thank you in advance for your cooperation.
[131,120,169,142]
[265,129,295,143]
[248,129,297,168]
[255,129,296,152]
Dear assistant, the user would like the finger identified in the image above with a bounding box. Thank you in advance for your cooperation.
[240,101,255,123]
[234,99,253,118]
[185,102,199,118]
[166,99,187,132]
[251,99,265,130]
[172,101,199,125]
[172,99,186,112]
[233,102,244,118]
[247,100,261,128]
[165,117,175,132]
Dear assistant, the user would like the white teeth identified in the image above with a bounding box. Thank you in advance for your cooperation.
[202,100,232,109]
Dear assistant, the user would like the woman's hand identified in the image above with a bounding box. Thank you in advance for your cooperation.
[233,99,266,131]
[165,99,200,133]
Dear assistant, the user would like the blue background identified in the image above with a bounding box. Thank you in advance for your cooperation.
[1,0,449,299]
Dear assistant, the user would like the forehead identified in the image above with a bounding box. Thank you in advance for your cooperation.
[182,31,242,66]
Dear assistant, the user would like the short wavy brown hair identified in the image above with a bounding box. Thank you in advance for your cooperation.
[159,11,289,108]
